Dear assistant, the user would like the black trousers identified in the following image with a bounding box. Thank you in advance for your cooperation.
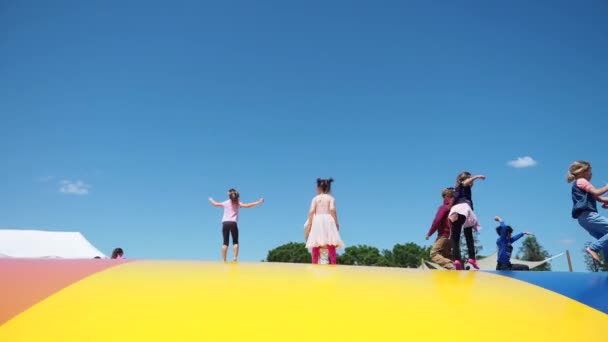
[451,214,475,261]
[496,263,530,271]
[222,222,239,246]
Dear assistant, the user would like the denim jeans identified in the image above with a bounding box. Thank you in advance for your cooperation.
[578,211,608,255]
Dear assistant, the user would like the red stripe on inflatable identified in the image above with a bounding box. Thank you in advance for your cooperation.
[0,259,129,325]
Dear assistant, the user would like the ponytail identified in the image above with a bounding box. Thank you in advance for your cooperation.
[316,178,334,193]
[228,188,240,203]
[566,173,576,183]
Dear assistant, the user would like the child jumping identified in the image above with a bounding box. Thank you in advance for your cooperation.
[567,161,608,263]
[305,178,344,264]
[449,171,485,270]
[425,187,455,270]
[209,189,264,262]
[494,216,534,271]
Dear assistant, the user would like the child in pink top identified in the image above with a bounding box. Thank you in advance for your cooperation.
[209,189,264,262]
[305,178,344,264]
[567,161,608,264]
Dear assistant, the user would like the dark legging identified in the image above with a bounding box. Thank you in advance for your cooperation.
[222,221,239,246]
[497,263,530,271]
[451,214,476,262]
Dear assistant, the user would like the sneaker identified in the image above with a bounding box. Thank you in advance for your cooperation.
[454,260,463,270]
[468,258,480,270]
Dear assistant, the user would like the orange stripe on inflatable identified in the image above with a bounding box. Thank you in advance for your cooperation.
[0,259,129,325]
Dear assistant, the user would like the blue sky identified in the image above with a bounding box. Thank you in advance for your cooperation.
[1,1,607,271]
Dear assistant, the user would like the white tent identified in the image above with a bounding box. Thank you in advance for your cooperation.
[421,251,564,270]
[0,229,106,259]
[474,251,564,270]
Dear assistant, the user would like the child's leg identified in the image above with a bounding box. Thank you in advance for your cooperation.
[233,245,239,262]
[221,245,228,262]
[450,214,465,262]
[312,247,320,264]
[463,227,476,259]
[431,237,454,269]
[231,224,239,262]
[511,264,530,271]
[328,245,337,264]
[496,263,510,271]
[578,212,608,262]
[221,224,230,262]
[463,227,479,269]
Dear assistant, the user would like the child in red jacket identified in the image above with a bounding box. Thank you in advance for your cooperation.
[426,188,455,269]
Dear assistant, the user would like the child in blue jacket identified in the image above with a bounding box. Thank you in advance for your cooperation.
[494,216,534,271]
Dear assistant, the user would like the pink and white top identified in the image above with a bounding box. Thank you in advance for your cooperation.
[222,200,240,222]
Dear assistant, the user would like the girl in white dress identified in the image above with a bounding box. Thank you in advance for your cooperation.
[305,178,344,264]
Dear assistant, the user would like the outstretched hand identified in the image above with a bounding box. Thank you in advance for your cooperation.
[258,198,264,204]
[494,216,503,223]
[523,232,535,236]
[478,175,486,180]
[425,235,430,240]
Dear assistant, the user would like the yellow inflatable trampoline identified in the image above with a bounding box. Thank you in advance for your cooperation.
[0,259,606,341]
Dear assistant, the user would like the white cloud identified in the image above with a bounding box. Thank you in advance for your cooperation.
[59,180,90,195]
[507,156,538,168]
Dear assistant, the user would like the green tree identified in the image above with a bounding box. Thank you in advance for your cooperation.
[516,236,551,271]
[377,250,396,267]
[582,242,608,272]
[266,242,311,263]
[391,242,430,268]
[338,245,383,266]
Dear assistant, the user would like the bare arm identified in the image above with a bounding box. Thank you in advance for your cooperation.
[589,185,608,198]
[208,197,223,207]
[599,197,608,209]
[462,175,486,187]
[240,198,264,208]
[306,199,316,229]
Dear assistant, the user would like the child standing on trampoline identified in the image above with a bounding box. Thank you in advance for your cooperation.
[209,189,264,262]
[425,187,455,269]
[305,178,344,264]
[449,171,485,270]
[567,161,608,264]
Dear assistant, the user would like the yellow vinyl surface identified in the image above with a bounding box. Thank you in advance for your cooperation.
[0,261,606,341]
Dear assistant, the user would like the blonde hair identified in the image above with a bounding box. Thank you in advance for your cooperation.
[567,161,591,183]
[442,187,455,198]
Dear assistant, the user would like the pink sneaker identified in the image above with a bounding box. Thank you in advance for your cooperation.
[454,260,463,270]
[468,258,480,270]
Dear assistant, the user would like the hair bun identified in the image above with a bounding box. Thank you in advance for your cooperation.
[328,177,334,183]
